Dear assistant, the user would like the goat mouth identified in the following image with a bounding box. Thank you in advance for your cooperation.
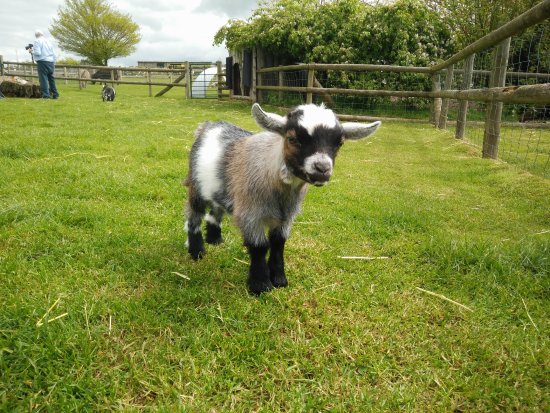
[290,166,330,187]
[305,173,330,187]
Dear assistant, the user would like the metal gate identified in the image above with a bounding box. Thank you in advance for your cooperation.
[189,62,218,99]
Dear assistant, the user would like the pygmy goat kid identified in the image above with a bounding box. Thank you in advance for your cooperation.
[185,103,381,295]
[102,84,115,101]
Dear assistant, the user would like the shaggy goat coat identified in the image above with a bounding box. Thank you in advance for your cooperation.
[184,104,381,294]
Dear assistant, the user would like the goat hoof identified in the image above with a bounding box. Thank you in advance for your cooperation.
[189,249,205,260]
[271,274,288,288]
[248,279,274,296]
[205,235,223,245]
[206,224,222,245]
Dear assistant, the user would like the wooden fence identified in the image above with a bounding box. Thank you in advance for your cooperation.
[0,60,226,98]
[252,0,550,165]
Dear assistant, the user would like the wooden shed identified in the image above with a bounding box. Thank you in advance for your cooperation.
[226,47,297,100]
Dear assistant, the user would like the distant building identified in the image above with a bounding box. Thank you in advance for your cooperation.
[137,61,186,69]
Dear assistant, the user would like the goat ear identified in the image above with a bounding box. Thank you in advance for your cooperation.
[251,103,286,134]
[342,121,381,140]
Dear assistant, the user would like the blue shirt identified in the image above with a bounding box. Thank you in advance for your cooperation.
[33,36,57,63]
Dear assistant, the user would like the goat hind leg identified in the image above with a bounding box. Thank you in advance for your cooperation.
[185,202,206,260]
[205,206,224,245]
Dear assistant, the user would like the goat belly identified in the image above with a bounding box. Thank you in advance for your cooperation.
[190,121,252,210]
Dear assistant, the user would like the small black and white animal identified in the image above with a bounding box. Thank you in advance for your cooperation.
[101,84,115,101]
[184,103,381,295]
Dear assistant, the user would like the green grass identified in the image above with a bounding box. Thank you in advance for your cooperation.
[463,124,550,178]
[0,83,549,412]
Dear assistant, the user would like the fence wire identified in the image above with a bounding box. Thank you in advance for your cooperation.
[457,23,550,178]
[260,69,433,120]
[258,20,549,178]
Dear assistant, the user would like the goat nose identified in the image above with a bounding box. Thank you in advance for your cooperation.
[313,160,331,175]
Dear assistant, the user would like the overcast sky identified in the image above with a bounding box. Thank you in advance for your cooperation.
[0,0,258,66]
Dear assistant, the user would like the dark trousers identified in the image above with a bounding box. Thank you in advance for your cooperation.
[36,60,59,99]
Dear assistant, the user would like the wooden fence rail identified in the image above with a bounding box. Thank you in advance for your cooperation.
[255,83,550,105]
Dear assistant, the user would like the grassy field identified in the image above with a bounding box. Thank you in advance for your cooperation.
[0,83,548,412]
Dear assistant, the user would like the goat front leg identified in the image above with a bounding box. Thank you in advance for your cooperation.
[238,217,273,295]
[246,242,273,295]
[268,228,287,288]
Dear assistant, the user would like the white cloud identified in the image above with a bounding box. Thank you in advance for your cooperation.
[194,0,258,17]
[0,0,257,66]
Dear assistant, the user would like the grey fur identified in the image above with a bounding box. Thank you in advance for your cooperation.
[186,122,306,246]
[184,103,381,294]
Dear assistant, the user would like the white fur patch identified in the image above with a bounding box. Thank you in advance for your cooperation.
[304,152,333,176]
[297,104,338,136]
[184,220,201,234]
[205,213,221,226]
[196,127,223,201]
[279,164,293,185]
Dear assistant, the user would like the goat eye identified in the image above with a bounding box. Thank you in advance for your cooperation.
[288,136,300,146]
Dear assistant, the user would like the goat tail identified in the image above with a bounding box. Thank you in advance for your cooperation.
[183,175,191,187]
[194,122,207,140]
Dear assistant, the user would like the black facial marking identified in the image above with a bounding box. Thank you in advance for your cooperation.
[283,108,344,184]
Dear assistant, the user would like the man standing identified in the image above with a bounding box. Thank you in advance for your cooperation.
[31,30,59,99]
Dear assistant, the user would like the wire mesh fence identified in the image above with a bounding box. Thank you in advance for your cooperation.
[259,68,434,121]
[444,22,550,177]
[255,7,550,178]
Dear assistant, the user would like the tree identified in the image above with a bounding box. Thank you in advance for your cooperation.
[50,0,141,66]
[56,57,81,65]
[425,0,540,48]
[426,0,549,78]
[215,0,455,108]
[214,0,455,66]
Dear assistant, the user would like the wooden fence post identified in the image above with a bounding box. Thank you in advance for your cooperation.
[217,61,223,99]
[455,54,475,139]
[278,70,284,104]
[0,55,3,76]
[185,62,190,99]
[430,73,441,125]
[306,67,314,104]
[252,48,257,102]
[147,69,152,97]
[64,67,68,85]
[438,65,454,129]
[482,37,511,159]
[78,68,83,90]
